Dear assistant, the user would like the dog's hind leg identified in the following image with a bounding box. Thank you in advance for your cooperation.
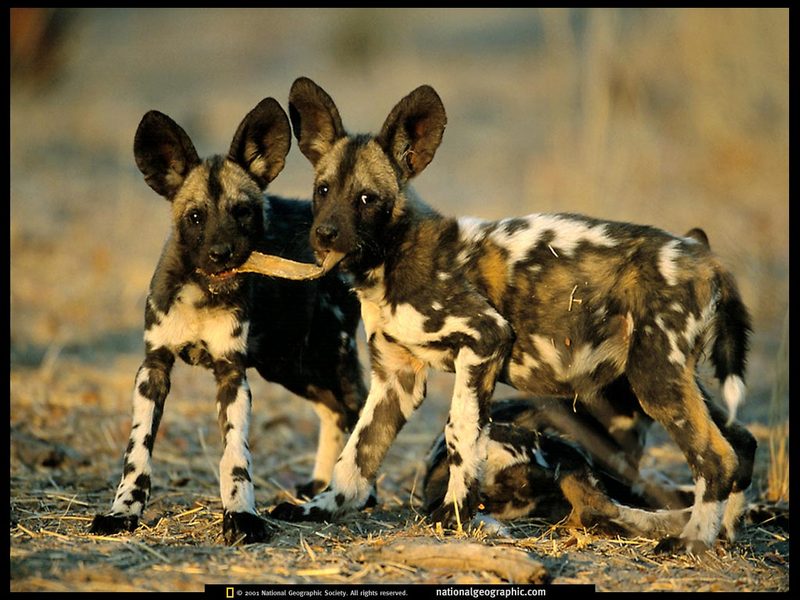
[699,381,756,543]
[296,389,349,499]
[628,360,738,555]
[214,355,273,544]
[90,347,174,535]
[271,333,426,521]
[559,469,691,538]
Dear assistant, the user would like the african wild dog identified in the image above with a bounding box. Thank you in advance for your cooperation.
[269,77,754,555]
[89,97,366,544]
[424,372,755,539]
[423,396,689,538]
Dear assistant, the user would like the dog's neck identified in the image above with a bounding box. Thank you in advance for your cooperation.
[350,192,455,308]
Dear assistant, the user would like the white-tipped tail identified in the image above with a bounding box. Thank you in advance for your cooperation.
[722,375,746,425]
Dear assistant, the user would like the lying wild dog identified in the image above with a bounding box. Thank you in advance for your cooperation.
[270,77,754,555]
[424,376,755,540]
[423,397,686,537]
[90,97,366,544]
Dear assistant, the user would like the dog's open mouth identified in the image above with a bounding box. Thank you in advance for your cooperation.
[200,251,345,282]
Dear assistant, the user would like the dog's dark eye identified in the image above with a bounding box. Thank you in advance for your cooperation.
[231,204,252,220]
[316,184,329,197]
[360,193,377,206]
[186,209,204,226]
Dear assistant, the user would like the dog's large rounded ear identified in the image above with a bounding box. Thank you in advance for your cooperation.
[288,77,346,166]
[684,227,710,249]
[376,85,446,182]
[134,111,201,200]
[228,97,291,190]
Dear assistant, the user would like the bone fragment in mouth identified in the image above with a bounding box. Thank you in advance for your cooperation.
[228,250,345,281]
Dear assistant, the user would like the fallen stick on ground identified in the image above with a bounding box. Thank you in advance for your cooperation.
[351,540,550,584]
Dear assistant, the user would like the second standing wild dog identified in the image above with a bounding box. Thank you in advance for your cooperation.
[271,77,754,555]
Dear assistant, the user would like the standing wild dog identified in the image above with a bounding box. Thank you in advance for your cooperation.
[270,77,754,555]
[90,97,366,544]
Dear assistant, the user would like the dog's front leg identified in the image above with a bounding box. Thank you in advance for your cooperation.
[90,347,174,535]
[430,311,513,530]
[429,348,503,529]
[271,333,427,522]
[213,355,273,544]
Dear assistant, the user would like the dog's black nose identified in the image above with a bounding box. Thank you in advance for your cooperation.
[209,243,233,264]
[315,224,339,247]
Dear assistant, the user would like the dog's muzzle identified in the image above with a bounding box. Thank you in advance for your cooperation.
[200,267,243,294]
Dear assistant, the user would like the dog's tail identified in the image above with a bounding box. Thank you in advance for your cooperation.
[710,267,752,425]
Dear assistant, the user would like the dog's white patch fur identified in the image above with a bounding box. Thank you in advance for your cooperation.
[457,214,617,277]
[109,367,156,516]
[658,239,682,286]
[680,477,724,546]
[655,314,686,366]
[219,379,256,513]
[722,375,746,425]
[145,283,248,357]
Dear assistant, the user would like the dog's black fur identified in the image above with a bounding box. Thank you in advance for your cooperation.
[90,97,366,544]
[269,78,755,556]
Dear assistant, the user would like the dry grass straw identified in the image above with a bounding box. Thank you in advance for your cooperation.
[9,443,790,592]
[766,309,789,503]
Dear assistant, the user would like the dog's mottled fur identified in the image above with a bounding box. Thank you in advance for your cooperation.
[424,229,755,540]
[423,395,688,537]
[90,97,366,544]
[424,375,754,540]
[270,78,754,555]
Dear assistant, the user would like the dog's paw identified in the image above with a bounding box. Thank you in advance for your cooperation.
[362,487,378,509]
[296,479,327,500]
[428,484,481,530]
[222,511,274,545]
[89,514,139,535]
[429,500,479,530]
[653,535,711,556]
[270,501,335,523]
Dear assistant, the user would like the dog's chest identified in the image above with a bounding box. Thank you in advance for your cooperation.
[360,291,477,372]
[145,283,248,360]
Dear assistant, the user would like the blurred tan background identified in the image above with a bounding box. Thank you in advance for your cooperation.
[11,7,788,488]
[11,9,789,398]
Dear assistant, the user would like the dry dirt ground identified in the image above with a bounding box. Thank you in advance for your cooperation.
[10,9,789,593]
